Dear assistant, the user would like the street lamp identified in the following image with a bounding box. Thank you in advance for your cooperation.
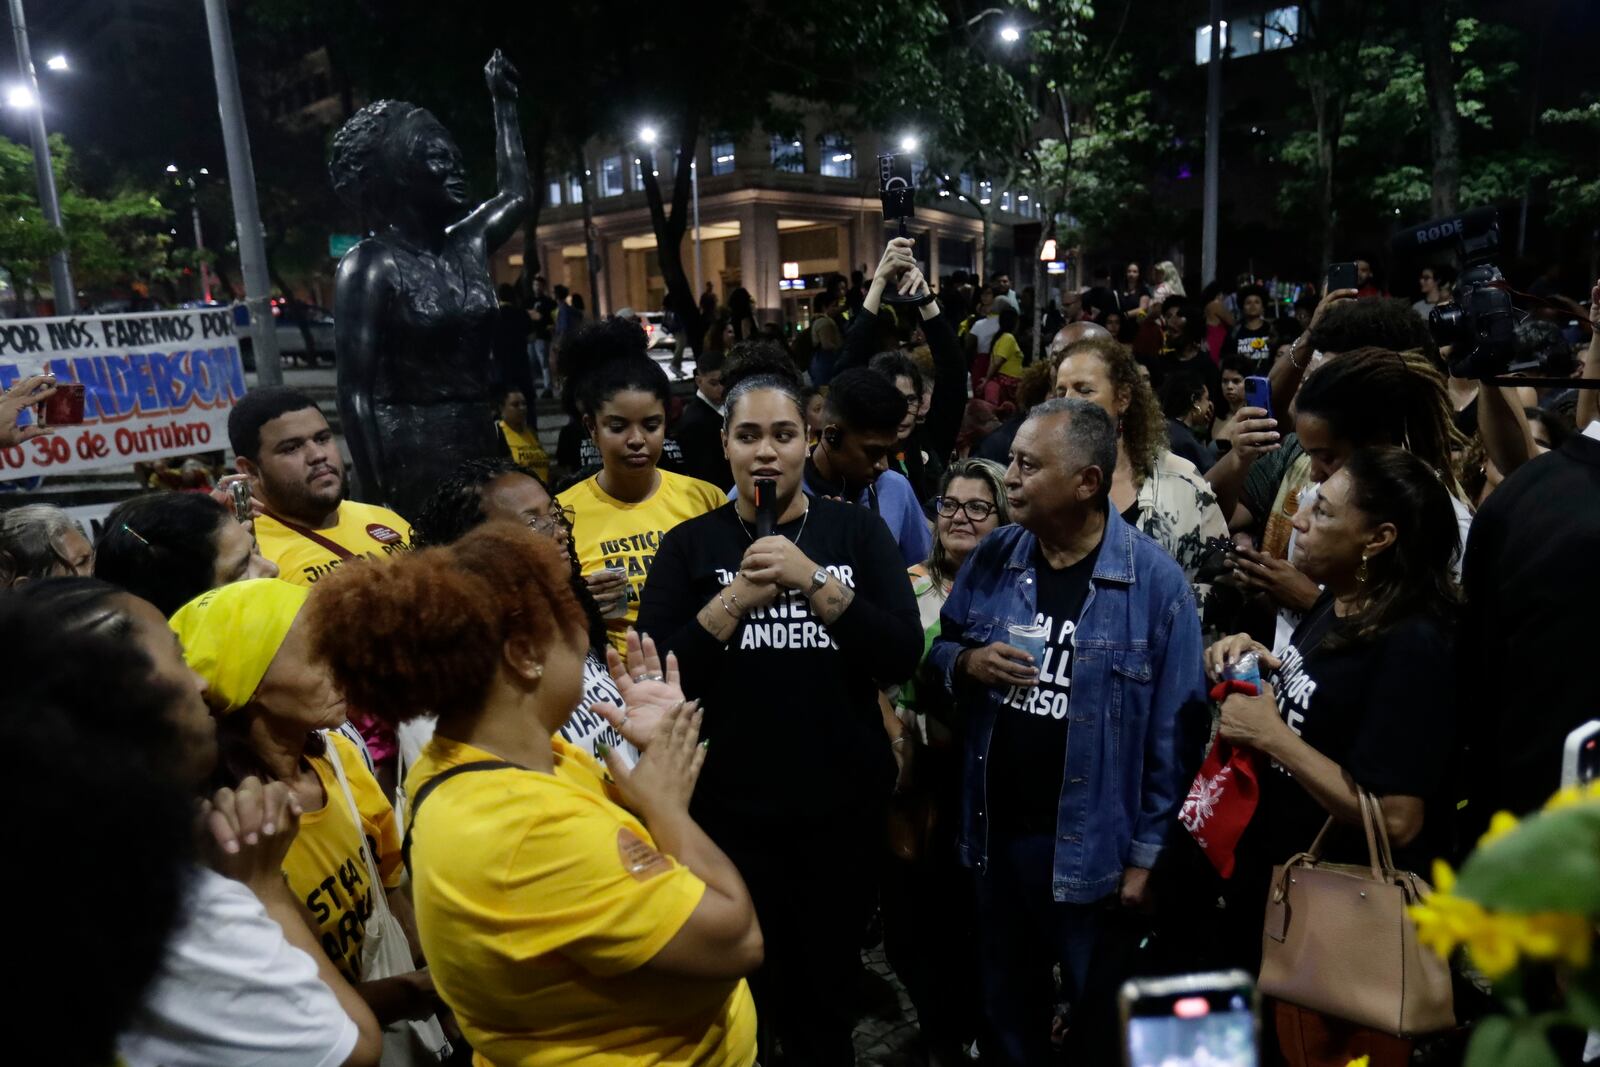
[898,134,919,153]
[638,124,658,145]
[6,0,74,312]
[999,24,1021,43]
[168,164,216,303]
[44,53,66,72]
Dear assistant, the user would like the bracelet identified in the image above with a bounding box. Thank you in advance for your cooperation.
[718,590,742,619]
[1289,335,1311,371]
[891,736,912,748]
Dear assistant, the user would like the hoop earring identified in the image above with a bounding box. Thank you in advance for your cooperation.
[1356,554,1369,586]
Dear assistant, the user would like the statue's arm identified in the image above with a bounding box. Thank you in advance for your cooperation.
[334,243,396,506]
[456,49,531,253]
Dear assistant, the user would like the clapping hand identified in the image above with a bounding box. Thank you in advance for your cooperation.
[594,630,685,750]
[603,699,706,822]
[199,776,302,894]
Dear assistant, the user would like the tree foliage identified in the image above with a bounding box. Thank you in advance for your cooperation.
[0,135,171,307]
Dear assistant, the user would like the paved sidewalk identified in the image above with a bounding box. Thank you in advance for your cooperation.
[853,945,925,1065]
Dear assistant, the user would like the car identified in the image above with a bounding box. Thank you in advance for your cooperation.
[238,302,335,369]
[642,311,676,350]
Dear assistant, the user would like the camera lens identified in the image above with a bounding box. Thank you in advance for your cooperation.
[1428,303,1464,345]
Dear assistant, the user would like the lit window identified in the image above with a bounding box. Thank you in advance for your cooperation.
[568,174,583,203]
[960,172,976,196]
[770,134,805,174]
[600,156,624,197]
[1000,190,1013,212]
[547,179,562,207]
[819,133,854,178]
[711,140,735,176]
[1264,6,1299,49]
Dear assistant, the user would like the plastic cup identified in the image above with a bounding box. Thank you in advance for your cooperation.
[41,381,85,426]
[599,565,630,619]
[1007,621,1049,672]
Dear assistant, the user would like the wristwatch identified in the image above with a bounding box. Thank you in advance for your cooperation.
[808,568,830,594]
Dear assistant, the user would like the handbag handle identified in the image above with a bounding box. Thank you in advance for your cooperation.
[1360,789,1399,874]
[1290,789,1392,884]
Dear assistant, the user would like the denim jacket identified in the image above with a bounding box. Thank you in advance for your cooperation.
[926,505,1209,903]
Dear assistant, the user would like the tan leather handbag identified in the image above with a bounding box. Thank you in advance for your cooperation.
[1258,790,1455,1037]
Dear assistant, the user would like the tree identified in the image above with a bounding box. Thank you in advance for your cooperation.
[817,0,1169,357]
[1418,0,1462,215]
[0,135,169,312]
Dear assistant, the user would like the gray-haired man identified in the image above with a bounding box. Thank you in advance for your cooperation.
[929,397,1208,1064]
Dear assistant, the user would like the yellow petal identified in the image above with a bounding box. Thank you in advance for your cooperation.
[1466,915,1524,979]
[1430,859,1456,894]
[1345,1058,1371,1067]
[1545,786,1583,812]
[1477,811,1521,849]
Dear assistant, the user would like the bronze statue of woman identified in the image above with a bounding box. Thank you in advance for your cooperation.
[329,50,531,518]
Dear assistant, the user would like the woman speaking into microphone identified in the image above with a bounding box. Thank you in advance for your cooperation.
[637,342,922,1065]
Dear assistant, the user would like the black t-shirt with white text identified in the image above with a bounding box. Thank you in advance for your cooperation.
[987,542,1100,835]
[1231,322,1275,373]
[636,499,923,825]
[1240,595,1455,874]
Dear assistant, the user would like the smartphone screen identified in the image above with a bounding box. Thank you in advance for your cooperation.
[1327,262,1359,292]
[1122,971,1257,1067]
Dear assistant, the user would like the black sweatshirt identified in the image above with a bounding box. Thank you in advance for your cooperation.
[636,498,922,825]
[836,305,968,464]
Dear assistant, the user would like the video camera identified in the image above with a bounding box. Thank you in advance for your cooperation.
[1393,206,1520,380]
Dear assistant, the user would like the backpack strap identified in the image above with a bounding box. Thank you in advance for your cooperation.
[402,760,522,876]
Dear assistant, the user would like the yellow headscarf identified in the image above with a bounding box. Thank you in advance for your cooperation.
[170,578,308,714]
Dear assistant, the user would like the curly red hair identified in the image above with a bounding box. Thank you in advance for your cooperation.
[305,521,587,726]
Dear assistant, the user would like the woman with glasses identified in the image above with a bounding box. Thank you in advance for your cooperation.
[884,458,1011,1064]
[409,459,640,772]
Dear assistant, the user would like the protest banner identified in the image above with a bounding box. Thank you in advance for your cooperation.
[0,307,247,480]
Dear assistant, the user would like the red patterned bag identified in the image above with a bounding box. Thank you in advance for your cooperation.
[1180,737,1260,878]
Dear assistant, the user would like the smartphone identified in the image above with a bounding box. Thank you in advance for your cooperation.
[228,479,253,524]
[1121,970,1258,1067]
[1327,262,1359,292]
[1561,721,1600,788]
[1243,375,1272,418]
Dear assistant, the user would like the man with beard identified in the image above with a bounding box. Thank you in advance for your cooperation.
[229,388,413,587]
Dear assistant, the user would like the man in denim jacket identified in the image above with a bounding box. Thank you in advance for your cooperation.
[928,397,1208,1064]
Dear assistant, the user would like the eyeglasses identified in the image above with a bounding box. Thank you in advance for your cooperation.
[526,506,576,535]
[935,497,998,522]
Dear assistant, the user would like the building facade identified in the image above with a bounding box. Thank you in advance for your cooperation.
[504,114,1041,329]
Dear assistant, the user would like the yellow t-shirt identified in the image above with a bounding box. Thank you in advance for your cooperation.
[406,736,757,1067]
[282,733,403,983]
[256,500,414,586]
[557,470,725,652]
[989,332,1026,379]
[499,420,552,482]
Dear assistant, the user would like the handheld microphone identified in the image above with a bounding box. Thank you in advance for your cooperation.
[754,478,778,538]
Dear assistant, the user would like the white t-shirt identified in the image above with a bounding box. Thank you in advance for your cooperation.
[1273,483,1473,652]
[119,867,358,1067]
[970,315,1002,355]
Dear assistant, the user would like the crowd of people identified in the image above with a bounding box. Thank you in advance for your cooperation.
[1,235,1597,1067]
